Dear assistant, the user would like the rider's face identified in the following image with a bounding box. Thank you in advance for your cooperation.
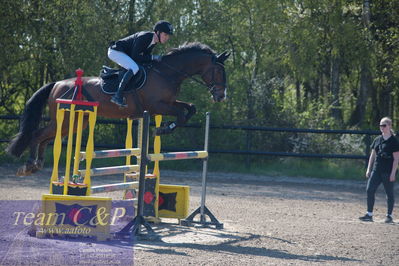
[159,32,170,44]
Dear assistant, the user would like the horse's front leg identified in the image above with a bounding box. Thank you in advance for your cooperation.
[153,102,193,135]
[175,100,196,123]
[159,101,196,134]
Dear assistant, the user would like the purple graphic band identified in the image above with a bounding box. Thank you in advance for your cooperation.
[0,200,134,265]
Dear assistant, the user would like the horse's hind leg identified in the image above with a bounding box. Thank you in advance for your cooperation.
[17,116,90,176]
[16,122,57,176]
[16,146,39,176]
[34,137,53,173]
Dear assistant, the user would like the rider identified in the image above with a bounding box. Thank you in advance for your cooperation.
[108,20,173,107]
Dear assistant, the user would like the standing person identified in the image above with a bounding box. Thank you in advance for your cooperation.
[108,20,173,107]
[359,117,399,223]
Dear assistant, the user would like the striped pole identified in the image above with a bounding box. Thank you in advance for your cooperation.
[147,151,208,162]
[91,181,139,194]
[80,148,141,160]
[78,164,140,177]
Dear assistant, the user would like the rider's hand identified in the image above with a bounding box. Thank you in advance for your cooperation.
[152,55,162,62]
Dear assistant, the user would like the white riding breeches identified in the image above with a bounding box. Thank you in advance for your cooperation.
[107,48,139,74]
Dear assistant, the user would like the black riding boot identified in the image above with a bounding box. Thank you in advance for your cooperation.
[111,69,134,108]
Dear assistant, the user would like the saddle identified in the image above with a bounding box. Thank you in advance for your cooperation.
[100,65,147,94]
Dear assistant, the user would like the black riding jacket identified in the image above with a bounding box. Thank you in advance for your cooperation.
[110,31,156,63]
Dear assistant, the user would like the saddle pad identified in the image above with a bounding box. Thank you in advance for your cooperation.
[100,66,147,94]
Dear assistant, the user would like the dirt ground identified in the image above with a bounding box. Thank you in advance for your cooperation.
[0,164,398,265]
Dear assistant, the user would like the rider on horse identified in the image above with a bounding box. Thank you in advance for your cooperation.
[107,20,174,107]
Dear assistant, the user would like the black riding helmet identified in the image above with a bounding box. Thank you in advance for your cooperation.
[153,20,174,35]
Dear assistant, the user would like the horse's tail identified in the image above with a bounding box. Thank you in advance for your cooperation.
[6,82,56,157]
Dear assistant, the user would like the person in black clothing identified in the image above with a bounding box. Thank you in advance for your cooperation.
[108,20,173,107]
[359,117,399,223]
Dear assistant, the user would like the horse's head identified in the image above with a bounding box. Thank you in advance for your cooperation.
[202,51,230,102]
[162,43,230,102]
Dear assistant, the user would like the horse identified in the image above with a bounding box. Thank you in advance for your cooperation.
[6,42,230,176]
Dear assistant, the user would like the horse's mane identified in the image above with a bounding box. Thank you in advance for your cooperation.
[165,42,216,57]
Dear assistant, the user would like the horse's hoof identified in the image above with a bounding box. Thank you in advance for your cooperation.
[16,166,32,176]
[31,161,42,173]
[30,166,40,174]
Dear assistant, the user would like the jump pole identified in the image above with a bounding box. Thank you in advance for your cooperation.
[117,111,155,238]
[180,112,223,229]
[118,111,223,237]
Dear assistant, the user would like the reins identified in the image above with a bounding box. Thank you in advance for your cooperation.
[157,60,226,93]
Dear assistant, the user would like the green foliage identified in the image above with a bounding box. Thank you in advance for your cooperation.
[250,157,366,180]
[1,0,398,179]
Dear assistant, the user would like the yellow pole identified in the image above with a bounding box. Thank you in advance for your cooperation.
[125,118,133,182]
[153,115,162,218]
[50,104,65,193]
[63,104,76,195]
[123,118,133,199]
[72,111,84,176]
[83,106,97,195]
[153,115,162,178]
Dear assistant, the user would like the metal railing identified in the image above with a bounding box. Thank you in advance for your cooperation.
[0,115,379,165]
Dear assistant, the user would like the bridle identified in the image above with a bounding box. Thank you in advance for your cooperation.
[158,60,226,94]
[201,62,227,95]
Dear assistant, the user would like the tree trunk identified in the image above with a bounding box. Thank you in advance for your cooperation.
[295,79,301,112]
[303,81,312,109]
[330,55,342,121]
[371,75,380,124]
[127,0,136,34]
[349,0,372,126]
[349,64,372,126]
[379,57,394,118]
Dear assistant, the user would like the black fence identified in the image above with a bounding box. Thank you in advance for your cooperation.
[0,115,379,166]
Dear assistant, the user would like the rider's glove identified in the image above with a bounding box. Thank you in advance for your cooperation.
[152,55,162,62]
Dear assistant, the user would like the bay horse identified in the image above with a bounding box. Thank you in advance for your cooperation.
[6,42,230,176]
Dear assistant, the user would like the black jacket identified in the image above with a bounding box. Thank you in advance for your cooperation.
[110,31,155,63]
[371,135,399,173]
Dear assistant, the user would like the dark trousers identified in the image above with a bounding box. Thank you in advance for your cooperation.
[367,171,395,215]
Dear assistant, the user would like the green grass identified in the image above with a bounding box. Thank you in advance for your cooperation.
[248,158,365,180]
[207,154,366,180]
